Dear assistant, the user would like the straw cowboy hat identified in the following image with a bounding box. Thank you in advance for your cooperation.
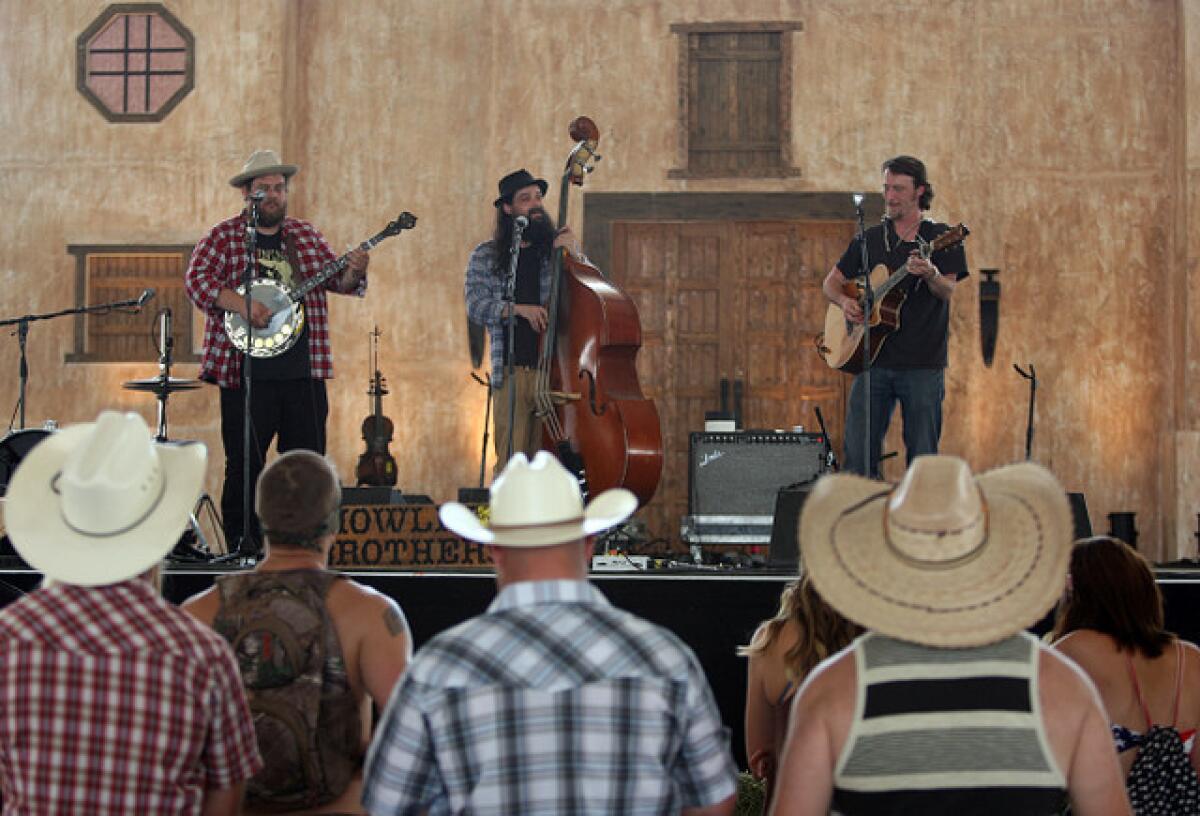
[229,149,300,188]
[439,452,636,548]
[800,455,1073,648]
[3,412,206,586]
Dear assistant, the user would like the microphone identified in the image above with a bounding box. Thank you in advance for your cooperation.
[852,193,864,207]
[136,288,156,309]
[248,189,267,202]
[159,307,173,367]
[513,215,529,230]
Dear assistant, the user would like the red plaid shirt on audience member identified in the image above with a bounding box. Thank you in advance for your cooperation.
[185,213,366,389]
[0,579,262,815]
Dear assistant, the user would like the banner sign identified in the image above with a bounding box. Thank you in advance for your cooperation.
[329,504,492,569]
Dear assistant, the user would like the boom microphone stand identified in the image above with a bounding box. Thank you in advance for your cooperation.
[854,193,874,477]
[0,289,155,430]
[501,214,528,464]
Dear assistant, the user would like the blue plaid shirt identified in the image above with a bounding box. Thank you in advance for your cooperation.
[464,239,553,388]
[362,580,737,815]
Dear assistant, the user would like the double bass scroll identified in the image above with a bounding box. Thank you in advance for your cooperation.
[533,116,663,507]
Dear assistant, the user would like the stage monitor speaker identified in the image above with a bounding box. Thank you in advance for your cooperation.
[768,483,814,569]
[1067,492,1092,540]
[689,431,825,517]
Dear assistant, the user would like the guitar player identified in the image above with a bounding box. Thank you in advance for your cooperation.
[184,149,369,553]
[821,155,969,478]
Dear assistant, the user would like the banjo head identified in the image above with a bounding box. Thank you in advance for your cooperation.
[223,278,306,358]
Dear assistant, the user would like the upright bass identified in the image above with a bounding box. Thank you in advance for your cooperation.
[533,117,663,506]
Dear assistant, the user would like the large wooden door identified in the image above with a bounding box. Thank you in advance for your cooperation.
[611,219,855,547]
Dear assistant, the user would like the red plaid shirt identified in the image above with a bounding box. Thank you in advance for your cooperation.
[185,213,367,388]
[0,579,263,815]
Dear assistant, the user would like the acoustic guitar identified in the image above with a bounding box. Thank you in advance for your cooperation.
[817,223,969,374]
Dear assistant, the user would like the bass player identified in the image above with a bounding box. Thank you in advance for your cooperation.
[185,149,369,553]
[821,155,969,477]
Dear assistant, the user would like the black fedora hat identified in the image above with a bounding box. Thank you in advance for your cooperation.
[494,169,548,208]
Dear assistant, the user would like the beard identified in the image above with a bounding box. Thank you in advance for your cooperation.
[523,207,557,248]
[256,201,286,228]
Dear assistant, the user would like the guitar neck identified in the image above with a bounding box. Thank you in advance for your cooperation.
[292,232,387,302]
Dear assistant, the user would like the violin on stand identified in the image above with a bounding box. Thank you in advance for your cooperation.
[355,326,398,487]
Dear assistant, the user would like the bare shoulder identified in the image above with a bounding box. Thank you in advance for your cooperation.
[180,584,220,626]
[327,577,409,636]
[796,644,856,709]
[1039,645,1103,715]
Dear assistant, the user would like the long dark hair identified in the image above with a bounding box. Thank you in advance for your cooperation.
[1051,535,1173,657]
[490,208,555,275]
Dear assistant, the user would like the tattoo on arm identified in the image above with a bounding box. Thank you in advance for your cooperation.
[384,606,407,637]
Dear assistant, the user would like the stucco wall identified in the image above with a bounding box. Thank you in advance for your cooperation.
[0,0,1195,557]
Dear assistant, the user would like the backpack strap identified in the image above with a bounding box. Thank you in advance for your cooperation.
[1125,652,1154,731]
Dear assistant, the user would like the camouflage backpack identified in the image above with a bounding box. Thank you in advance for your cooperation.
[214,570,363,812]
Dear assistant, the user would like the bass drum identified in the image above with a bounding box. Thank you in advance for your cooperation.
[0,428,53,497]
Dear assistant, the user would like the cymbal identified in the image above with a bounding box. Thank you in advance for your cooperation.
[122,376,203,394]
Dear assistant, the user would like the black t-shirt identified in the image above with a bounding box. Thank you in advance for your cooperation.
[247,230,311,380]
[509,248,545,368]
[835,219,969,369]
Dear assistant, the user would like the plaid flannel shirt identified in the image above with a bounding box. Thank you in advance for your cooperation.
[363,579,737,815]
[0,579,263,814]
[464,240,552,388]
[185,213,367,388]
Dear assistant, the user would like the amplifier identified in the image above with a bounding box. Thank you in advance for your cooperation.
[688,431,826,517]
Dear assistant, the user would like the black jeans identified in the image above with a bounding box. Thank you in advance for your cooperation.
[219,378,328,550]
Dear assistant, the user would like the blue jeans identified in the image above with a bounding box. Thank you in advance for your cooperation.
[843,367,944,478]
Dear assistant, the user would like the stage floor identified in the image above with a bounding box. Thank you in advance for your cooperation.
[1,563,1198,770]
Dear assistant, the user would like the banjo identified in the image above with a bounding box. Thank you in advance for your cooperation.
[224,211,417,358]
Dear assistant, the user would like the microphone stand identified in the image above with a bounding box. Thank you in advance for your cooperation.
[0,294,149,430]
[501,217,527,464]
[1014,363,1037,460]
[855,196,874,477]
[240,199,261,558]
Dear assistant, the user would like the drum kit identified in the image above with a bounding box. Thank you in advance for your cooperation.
[0,307,219,564]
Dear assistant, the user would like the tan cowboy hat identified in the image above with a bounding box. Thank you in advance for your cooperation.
[800,455,1072,648]
[229,148,300,187]
[439,452,636,548]
[3,412,206,586]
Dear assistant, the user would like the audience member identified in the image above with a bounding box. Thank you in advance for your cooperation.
[771,455,1131,816]
[1052,535,1200,813]
[0,411,262,814]
[362,451,738,815]
[184,450,411,815]
[739,574,861,808]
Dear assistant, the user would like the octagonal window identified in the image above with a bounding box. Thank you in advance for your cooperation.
[76,3,194,123]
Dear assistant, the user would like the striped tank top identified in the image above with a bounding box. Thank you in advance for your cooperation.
[832,631,1068,815]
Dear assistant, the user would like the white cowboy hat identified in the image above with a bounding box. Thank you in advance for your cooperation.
[3,412,206,586]
[229,148,299,188]
[439,451,636,548]
[800,455,1073,648]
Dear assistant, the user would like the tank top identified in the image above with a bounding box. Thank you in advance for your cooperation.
[832,631,1067,815]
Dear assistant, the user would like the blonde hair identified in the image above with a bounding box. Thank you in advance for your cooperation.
[738,574,862,682]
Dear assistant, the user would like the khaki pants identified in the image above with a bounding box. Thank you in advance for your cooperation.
[492,366,541,475]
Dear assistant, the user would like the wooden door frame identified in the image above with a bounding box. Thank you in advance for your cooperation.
[581,192,884,276]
